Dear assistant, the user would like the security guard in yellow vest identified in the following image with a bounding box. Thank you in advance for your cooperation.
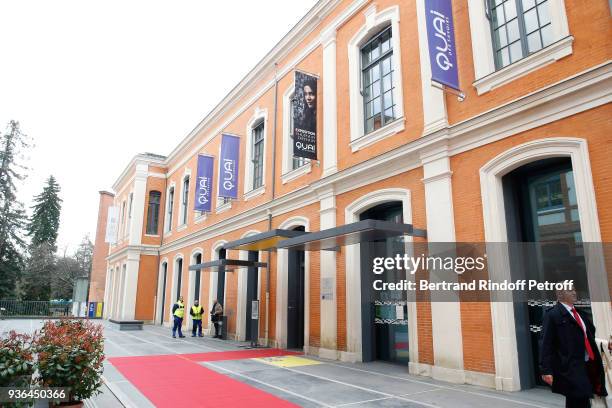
[171,296,186,338]
[190,299,204,337]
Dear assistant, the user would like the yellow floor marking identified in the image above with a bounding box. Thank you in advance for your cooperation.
[254,355,322,368]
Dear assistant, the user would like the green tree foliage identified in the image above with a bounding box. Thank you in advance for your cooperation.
[28,175,62,249]
[0,121,30,299]
[21,242,55,300]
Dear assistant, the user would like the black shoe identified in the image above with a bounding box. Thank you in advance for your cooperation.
[198,335,203,337]
[191,334,196,337]
[179,335,186,338]
[172,335,176,338]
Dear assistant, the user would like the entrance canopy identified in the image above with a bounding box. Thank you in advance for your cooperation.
[188,259,267,272]
[276,219,426,251]
[223,229,307,251]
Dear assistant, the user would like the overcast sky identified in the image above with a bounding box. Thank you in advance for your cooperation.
[0,0,318,254]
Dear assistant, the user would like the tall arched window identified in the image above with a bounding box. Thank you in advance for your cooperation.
[181,176,190,225]
[146,191,162,235]
[251,121,265,189]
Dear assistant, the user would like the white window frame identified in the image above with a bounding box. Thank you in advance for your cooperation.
[468,0,572,95]
[281,84,312,184]
[145,190,162,236]
[126,192,133,239]
[348,5,405,152]
[164,182,176,234]
[178,168,192,230]
[119,200,127,240]
[244,108,267,199]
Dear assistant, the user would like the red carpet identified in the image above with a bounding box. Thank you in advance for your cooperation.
[109,349,302,407]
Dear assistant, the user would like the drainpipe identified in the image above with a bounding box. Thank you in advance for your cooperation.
[265,62,280,346]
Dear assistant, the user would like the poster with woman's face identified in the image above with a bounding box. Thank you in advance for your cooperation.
[293,71,317,160]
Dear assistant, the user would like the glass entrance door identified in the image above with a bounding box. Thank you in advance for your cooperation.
[360,202,409,364]
[503,158,590,388]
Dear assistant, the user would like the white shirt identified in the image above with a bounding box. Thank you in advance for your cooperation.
[560,302,589,361]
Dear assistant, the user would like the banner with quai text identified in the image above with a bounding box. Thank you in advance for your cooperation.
[218,134,240,199]
[194,154,214,212]
[425,0,460,91]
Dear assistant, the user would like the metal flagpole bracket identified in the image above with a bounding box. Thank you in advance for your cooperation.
[431,81,466,102]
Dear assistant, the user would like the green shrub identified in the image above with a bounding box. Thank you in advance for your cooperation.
[34,320,105,403]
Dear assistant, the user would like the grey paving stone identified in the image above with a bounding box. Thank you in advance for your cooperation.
[293,363,440,397]
[342,396,433,407]
[206,361,383,406]
[407,388,561,408]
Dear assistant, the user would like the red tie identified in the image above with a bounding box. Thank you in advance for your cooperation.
[572,307,595,361]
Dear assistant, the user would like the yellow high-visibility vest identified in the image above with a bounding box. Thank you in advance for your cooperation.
[191,305,203,320]
[174,301,185,318]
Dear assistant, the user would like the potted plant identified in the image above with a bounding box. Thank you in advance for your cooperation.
[34,319,104,407]
[0,331,35,407]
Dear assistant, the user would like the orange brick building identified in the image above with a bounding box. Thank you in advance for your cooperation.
[88,190,114,303]
[95,0,612,392]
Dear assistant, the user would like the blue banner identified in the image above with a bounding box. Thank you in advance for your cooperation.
[425,0,460,91]
[218,134,240,199]
[194,155,214,212]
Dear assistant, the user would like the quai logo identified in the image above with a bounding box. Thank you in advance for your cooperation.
[223,159,235,191]
[197,176,210,205]
[430,9,453,71]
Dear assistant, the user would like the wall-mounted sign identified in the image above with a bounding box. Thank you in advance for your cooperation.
[425,0,460,91]
[194,155,214,212]
[104,206,119,244]
[293,71,318,160]
[218,134,240,199]
[321,277,334,300]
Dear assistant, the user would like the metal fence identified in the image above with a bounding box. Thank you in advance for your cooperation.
[0,300,74,318]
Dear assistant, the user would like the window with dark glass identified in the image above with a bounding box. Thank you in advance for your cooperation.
[487,0,553,69]
[181,176,189,225]
[289,97,307,170]
[176,258,182,300]
[167,187,174,231]
[146,191,161,235]
[252,121,264,189]
[361,26,395,135]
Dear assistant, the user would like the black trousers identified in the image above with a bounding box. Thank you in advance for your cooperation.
[565,396,590,408]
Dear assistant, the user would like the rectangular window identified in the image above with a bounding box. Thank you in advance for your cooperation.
[126,193,133,236]
[146,191,161,235]
[361,26,395,135]
[290,97,307,170]
[120,201,126,237]
[488,0,553,69]
[176,259,182,300]
[252,122,264,189]
[181,176,189,225]
[166,187,174,232]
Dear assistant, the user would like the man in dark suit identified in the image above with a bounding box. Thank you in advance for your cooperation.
[540,284,607,407]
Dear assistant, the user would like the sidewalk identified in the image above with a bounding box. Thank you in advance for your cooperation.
[1,319,565,407]
[102,321,564,408]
